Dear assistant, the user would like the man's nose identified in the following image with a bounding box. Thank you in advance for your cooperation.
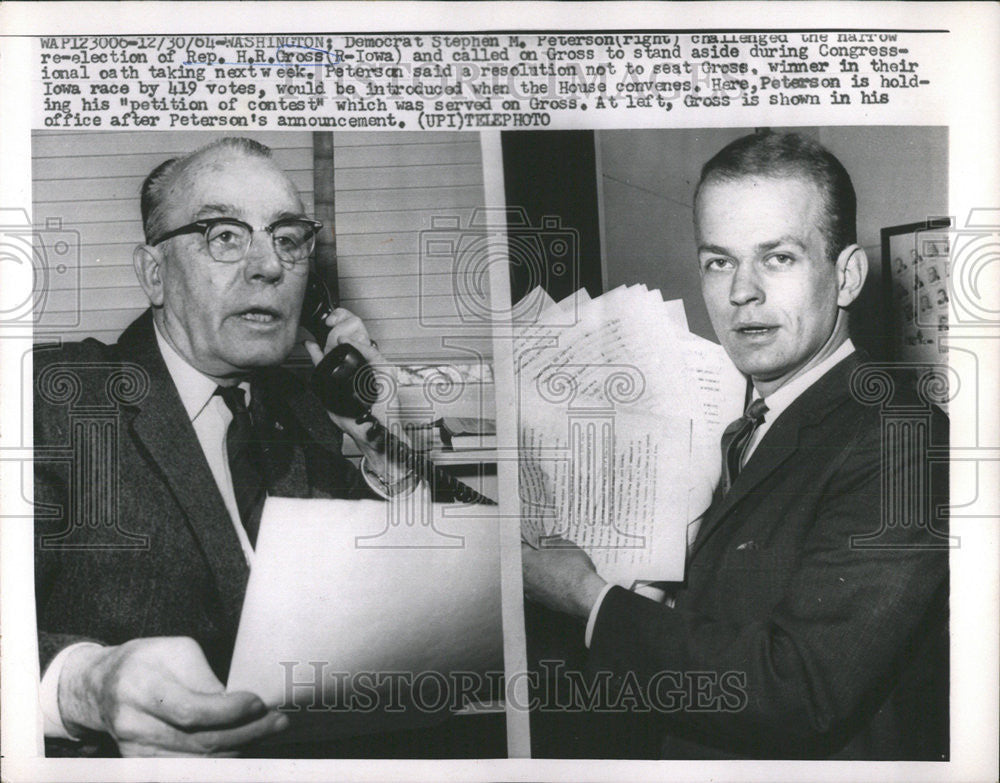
[243,229,284,282]
[728,261,764,307]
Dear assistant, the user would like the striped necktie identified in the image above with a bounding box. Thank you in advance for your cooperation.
[720,397,768,493]
[216,385,266,547]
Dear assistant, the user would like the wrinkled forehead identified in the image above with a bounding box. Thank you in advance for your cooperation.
[161,149,305,225]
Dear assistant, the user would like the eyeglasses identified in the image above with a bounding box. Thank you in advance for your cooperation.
[151,217,323,268]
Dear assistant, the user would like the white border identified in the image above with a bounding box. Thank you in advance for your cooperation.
[1,3,997,781]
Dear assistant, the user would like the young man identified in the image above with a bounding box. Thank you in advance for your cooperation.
[523,132,949,759]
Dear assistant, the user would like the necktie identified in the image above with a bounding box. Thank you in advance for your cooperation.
[216,385,266,547]
[720,397,768,493]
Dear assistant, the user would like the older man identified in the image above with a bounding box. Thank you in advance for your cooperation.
[34,138,413,756]
[523,132,949,759]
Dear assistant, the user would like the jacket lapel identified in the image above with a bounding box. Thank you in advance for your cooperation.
[689,351,865,558]
[251,367,345,496]
[116,311,249,628]
[255,367,344,451]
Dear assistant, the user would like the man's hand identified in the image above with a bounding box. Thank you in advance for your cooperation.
[303,307,409,482]
[522,538,608,619]
[303,306,382,368]
[58,637,288,757]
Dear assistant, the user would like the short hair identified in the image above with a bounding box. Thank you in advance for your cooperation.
[694,131,857,260]
[139,137,274,244]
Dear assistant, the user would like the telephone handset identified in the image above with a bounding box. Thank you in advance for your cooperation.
[300,275,495,505]
[300,275,374,419]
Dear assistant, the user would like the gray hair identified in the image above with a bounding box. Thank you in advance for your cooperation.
[140,137,274,244]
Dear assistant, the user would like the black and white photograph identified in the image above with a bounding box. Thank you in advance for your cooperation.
[0,2,997,782]
[29,129,507,758]
[512,126,950,759]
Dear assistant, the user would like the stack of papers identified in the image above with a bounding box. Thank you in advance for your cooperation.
[515,285,745,586]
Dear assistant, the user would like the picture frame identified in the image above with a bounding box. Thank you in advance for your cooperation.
[880,218,953,364]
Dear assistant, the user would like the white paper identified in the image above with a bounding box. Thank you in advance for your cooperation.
[227,494,503,737]
[517,286,744,585]
[521,410,692,584]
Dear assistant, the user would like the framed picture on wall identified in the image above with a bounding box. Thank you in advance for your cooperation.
[880,218,953,364]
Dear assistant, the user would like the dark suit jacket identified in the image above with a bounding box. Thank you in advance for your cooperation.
[586,352,949,759]
[34,310,375,688]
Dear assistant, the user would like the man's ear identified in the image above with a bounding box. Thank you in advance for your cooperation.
[834,244,869,308]
[133,244,165,307]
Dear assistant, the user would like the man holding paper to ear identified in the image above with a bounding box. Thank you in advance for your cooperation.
[34,138,415,756]
[522,132,949,760]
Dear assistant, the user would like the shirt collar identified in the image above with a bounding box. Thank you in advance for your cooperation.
[757,339,855,422]
[153,320,239,422]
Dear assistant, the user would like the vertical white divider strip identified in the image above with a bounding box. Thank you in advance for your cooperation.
[478,130,531,758]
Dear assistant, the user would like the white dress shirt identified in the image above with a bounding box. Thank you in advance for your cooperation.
[584,339,857,648]
[155,326,258,563]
